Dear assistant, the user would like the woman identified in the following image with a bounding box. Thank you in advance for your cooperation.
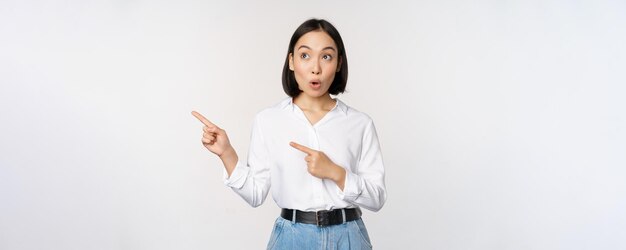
[192,18,386,250]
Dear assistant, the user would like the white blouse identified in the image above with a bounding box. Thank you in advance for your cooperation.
[223,97,386,212]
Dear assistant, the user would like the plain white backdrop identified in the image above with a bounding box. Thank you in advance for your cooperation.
[1,0,625,249]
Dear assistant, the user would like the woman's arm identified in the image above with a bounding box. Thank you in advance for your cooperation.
[289,120,386,212]
[339,120,387,212]
[289,141,347,190]
[192,111,239,176]
[193,111,272,207]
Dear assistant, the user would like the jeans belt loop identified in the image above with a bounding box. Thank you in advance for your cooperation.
[315,211,320,226]
[292,210,297,223]
[341,208,346,223]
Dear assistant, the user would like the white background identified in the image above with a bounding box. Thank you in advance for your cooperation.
[1,0,625,249]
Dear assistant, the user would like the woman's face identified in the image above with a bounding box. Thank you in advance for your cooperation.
[289,30,341,98]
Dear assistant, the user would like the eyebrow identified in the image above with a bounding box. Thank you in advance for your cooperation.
[297,45,337,52]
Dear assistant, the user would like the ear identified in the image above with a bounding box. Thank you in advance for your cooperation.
[336,57,342,72]
[289,53,294,71]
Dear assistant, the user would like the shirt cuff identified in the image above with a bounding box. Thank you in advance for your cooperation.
[223,160,249,189]
[337,170,362,201]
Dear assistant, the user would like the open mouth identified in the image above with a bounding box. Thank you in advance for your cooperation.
[310,80,321,89]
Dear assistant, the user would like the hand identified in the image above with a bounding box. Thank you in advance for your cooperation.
[290,141,346,190]
[191,111,238,176]
[191,111,234,158]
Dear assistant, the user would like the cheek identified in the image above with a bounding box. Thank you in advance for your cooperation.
[294,61,308,75]
[326,63,337,71]
[323,62,338,77]
[292,63,308,85]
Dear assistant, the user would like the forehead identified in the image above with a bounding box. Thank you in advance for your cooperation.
[295,30,337,50]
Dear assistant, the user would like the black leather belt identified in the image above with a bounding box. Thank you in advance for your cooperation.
[280,208,362,227]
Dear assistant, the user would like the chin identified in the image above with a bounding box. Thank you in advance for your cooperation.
[301,90,329,98]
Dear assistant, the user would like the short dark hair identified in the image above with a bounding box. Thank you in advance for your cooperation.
[282,19,348,98]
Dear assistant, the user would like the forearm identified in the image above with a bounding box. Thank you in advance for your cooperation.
[331,165,346,191]
[219,147,238,177]
[340,171,386,212]
[221,149,271,208]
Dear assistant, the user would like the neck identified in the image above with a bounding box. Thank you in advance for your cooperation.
[293,93,335,111]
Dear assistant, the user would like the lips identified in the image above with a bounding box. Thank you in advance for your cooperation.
[309,80,321,90]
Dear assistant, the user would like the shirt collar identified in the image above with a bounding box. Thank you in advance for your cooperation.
[281,97,348,115]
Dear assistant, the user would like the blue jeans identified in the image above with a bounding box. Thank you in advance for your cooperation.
[266,216,373,250]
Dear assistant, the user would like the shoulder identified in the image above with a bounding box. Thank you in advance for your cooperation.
[253,97,292,122]
[338,99,375,125]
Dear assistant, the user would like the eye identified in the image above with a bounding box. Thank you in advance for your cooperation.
[300,53,310,59]
[323,54,333,60]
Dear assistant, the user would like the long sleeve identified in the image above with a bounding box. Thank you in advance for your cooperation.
[338,120,387,212]
[222,115,271,207]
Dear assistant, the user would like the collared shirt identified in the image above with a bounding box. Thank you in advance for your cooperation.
[223,97,386,212]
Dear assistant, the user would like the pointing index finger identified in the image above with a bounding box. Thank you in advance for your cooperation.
[191,111,217,128]
[289,141,315,155]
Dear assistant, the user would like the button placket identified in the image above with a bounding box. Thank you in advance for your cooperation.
[308,126,325,204]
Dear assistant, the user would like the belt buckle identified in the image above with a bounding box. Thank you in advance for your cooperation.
[316,210,329,227]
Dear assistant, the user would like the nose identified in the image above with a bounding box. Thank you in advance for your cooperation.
[311,58,321,75]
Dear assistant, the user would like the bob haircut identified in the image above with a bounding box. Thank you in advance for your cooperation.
[282,19,348,98]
